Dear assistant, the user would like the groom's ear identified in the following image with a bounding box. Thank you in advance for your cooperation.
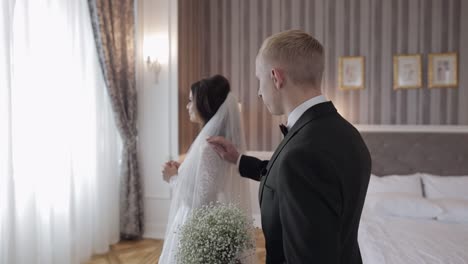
[271,68,285,90]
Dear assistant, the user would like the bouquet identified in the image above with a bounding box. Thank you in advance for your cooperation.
[177,202,255,264]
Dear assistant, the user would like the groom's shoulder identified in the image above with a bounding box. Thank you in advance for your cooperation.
[293,114,361,147]
[297,111,346,134]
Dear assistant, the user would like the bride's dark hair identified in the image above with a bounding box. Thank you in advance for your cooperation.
[191,74,231,124]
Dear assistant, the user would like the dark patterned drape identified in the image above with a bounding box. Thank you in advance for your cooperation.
[88,0,143,239]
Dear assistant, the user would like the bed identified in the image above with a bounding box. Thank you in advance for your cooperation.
[247,125,468,264]
[359,126,468,264]
[359,212,468,263]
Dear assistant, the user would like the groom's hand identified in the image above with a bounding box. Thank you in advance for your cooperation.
[206,136,240,164]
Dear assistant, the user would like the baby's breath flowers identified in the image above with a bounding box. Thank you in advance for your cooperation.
[177,202,255,264]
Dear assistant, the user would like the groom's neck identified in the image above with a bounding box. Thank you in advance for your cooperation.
[282,85,322,116]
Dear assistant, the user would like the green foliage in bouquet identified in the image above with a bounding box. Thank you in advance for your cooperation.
[177,202,255,264]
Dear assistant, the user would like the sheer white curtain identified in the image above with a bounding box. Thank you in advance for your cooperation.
[0,0,121,263]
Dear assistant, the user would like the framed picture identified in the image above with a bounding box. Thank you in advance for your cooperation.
[428,52,458,88]
[339,56,365,90]
[393,54,422,89]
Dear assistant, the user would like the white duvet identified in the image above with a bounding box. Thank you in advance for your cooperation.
[359,214,468,264]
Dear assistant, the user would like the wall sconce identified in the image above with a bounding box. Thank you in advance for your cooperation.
[144,35,169,83]
[146,55,162,83]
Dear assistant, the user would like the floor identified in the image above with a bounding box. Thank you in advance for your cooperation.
[87,228,266,264]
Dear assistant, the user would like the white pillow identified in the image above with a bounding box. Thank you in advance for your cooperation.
[367,174,423,197]
[422,174,468,200]
[365,193,442,219]
[433,199,468,223]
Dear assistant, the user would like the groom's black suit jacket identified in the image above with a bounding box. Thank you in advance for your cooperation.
[240,102,371,264]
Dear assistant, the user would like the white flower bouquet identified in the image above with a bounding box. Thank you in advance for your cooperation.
[177,202,255,264]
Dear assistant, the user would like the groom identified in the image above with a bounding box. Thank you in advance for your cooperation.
[208,30,371,264]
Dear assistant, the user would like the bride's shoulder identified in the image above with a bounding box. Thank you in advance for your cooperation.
[198,141,213,152]
[198,141,220,158]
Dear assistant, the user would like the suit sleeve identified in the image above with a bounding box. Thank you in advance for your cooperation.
[238,155,269,182]
[277,147,343,264]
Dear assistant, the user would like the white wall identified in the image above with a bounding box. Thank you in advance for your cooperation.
[135,0,263,239]
[136,0,178,239]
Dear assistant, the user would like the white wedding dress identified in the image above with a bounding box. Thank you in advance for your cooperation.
[158,93,253,264]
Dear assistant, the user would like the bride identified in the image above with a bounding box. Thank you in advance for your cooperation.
[159,75,253,264]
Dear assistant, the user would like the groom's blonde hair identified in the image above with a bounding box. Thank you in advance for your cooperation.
[257,29,324,88]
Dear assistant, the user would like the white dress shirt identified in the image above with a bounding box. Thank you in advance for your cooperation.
[237,94,328,168]
[285,95,327,129]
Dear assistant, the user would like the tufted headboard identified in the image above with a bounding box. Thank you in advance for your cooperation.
[358,125,468,176]
[247,126,468,176]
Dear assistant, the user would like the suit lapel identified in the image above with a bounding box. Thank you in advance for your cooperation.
[259,102,337,205]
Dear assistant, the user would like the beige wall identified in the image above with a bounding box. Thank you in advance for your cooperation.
[179,0,468,152]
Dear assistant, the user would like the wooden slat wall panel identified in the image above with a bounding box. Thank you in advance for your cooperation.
[178,0,468,152]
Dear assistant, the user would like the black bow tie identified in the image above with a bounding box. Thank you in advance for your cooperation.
[279,124,288,136]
